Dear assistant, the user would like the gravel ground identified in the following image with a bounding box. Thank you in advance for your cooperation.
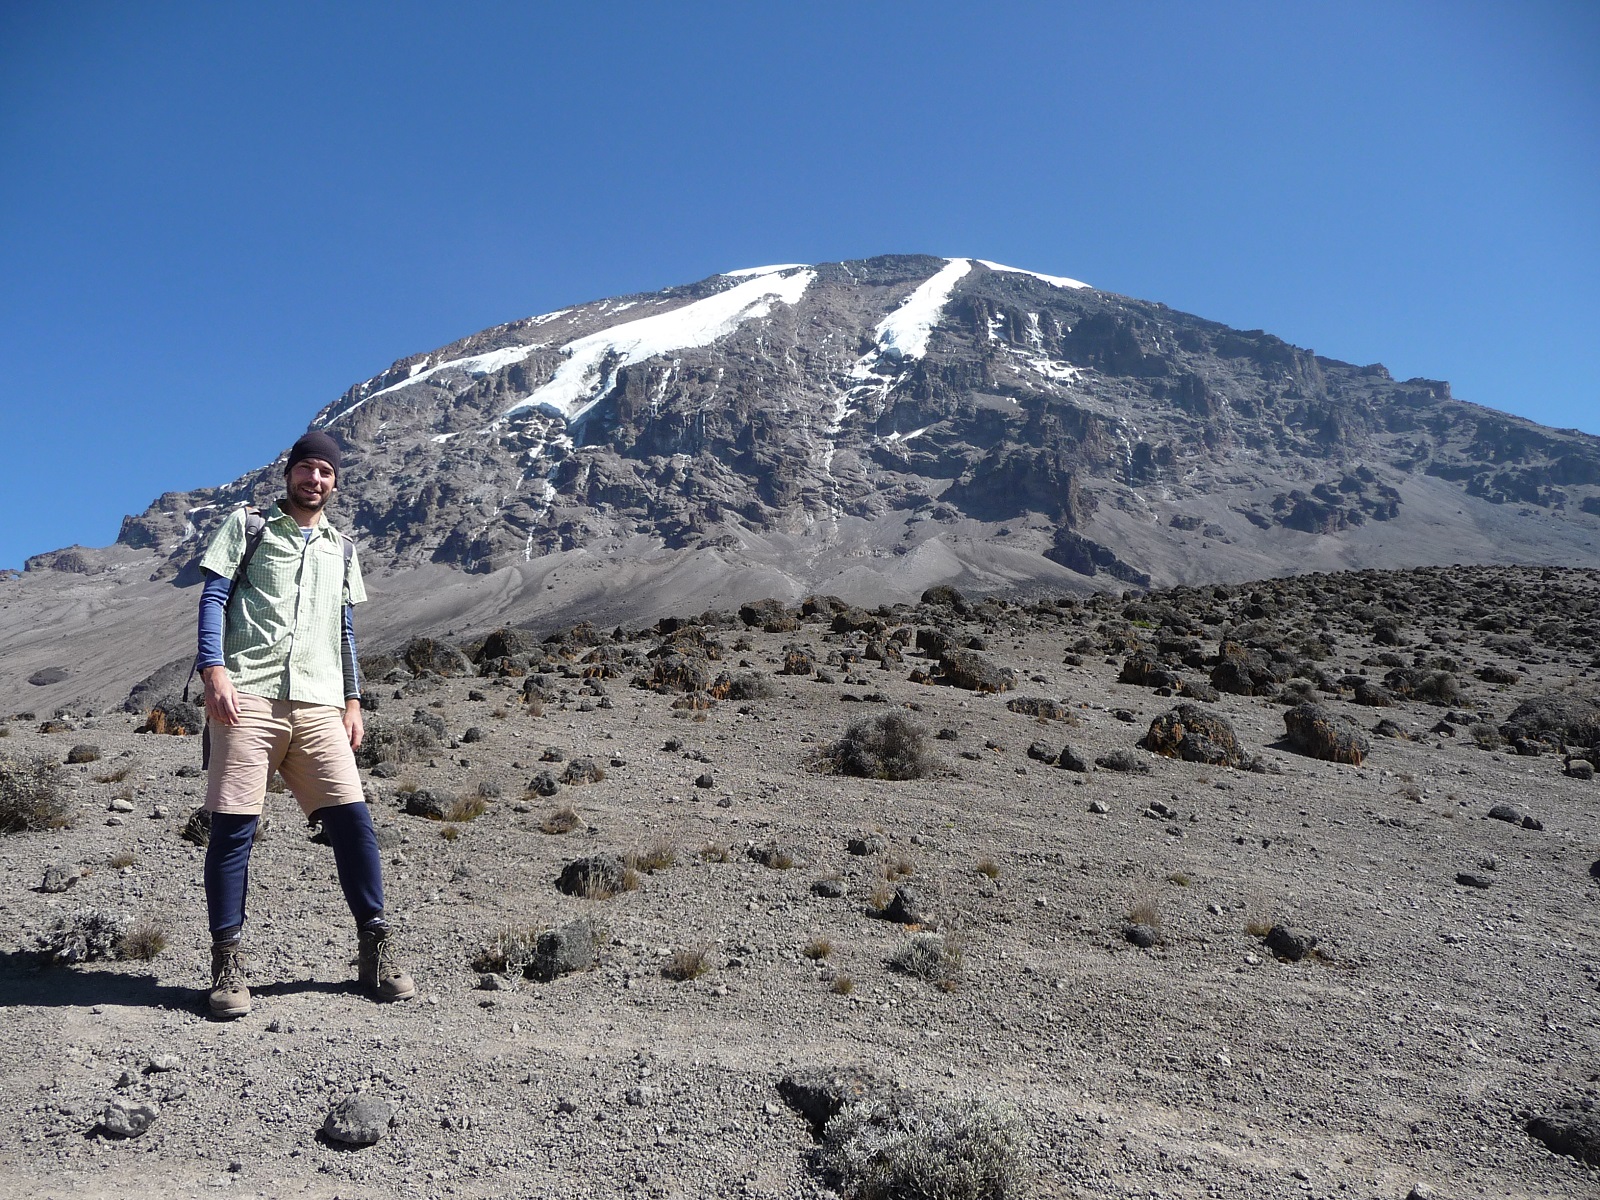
[1,569,1597,1199]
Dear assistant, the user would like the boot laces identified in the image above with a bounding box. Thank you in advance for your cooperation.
[213,947,247,991]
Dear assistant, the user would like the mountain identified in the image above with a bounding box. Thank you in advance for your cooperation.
[6,254,1600,711]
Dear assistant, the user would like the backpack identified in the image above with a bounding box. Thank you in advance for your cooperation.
[184,505,357,763]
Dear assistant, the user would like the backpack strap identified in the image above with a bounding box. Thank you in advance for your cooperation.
[335,529,355,605]
[228,506,269,601]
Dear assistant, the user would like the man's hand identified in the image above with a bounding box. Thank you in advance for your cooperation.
[201,665,241,726]
[343,699,364,751]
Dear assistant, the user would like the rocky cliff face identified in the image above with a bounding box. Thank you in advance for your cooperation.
[30,254,1600,596]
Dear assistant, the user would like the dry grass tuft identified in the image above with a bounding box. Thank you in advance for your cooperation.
[661,945,712,982]
[975,858,1001,880]
[885,856,916,881]
[117,920,169,961]
[440,824,462,841]
[803,937,833,960]
[627,840,677,873]
[108,850,136,870]
[698,841,731,863]
[1126,896,1164,929]
[444,795,488,823]
[831,973,854,995]
[94,765,132,784]
[1243,916,1274,938]
[1166,871,1192,887]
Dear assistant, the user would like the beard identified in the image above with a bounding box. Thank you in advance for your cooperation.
[290,484,329,512]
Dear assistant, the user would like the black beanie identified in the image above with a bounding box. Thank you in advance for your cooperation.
[285,431,343,479]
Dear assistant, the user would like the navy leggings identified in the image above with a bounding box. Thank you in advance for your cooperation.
[205,803,385,938]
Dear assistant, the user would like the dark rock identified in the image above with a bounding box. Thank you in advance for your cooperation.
[402,789,455,820]
[693,772,714,789]
[1487,804,1526,825]
[1566,760,1596,780]
[1141,704,1249,766]
[402,637,471,678]
[322,1093,394,1146]
[1506,693,1600,747]
[27,667,69,687]
[1211,643,1283,697]
[461,727,485,744]
[475,627,536,663]
[555,854,629,897]
[1095,749,1150,774]
[846,833,885,856]
[1055,745,1090,772]
[1373,719,1408,740]
[1526,1104,1600,1166]
[1026,741,1056,763]
[1123,923,1162,948]
[65,743,101,764]
[739,598,799,632]
[1263,924,1318,961]
[936,648,1017,693]
[139,696,203,736]
[524,916,603,982]
[1455,872,1493,889]
[811,877,847,898]
[880,884,934,926]
[528,771,561,797]
[776,1068,894,1134]
[780,644,815,676]
[1006,696,1072,721]
[1350,679,1393,707]
[180,807,212,847]
[560,758,605,785]
[1283,703,1370,765]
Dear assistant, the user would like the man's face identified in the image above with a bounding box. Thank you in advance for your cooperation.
[286,458,336,512]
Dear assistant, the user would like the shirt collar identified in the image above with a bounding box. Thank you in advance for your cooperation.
[266,501,339,542]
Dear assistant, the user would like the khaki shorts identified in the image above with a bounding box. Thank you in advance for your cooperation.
[204,692,364,817]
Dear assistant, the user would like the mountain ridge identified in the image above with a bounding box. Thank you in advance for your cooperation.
[5,253,1600,711]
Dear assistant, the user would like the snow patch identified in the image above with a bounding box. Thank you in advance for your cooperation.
[872,258,972,361]
[507,269,815,422]
[977,260,1090,290]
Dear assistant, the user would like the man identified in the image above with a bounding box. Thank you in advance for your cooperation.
[194,430,413,1018]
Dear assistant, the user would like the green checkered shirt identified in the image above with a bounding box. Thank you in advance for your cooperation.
[199,502,368,708]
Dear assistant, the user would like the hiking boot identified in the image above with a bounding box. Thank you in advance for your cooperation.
[357,927,416,1001]
[209,942,251,1018]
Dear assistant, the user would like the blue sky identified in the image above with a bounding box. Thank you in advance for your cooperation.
[1,1,1595,570]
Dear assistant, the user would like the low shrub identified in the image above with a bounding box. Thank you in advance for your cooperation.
[890,932,963,990]
[821,713,933,780]
[0,751,72,833]
[819,1097,1027,1199]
